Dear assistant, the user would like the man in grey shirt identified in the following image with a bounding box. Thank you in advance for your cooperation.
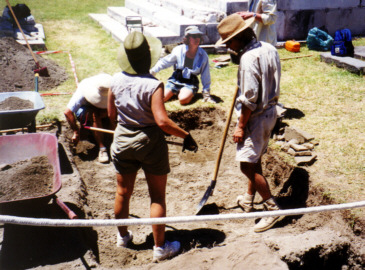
[216,14,284,233]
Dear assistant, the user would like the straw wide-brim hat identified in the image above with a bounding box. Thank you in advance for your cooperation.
[117,31,162,75]
[81,73,112,109]
[215,14,255,46]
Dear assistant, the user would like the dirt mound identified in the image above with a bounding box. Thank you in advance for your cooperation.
[0,155,53,202]
[0,108,364,269]
[0,37,67,93]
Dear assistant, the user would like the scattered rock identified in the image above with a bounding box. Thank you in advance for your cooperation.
[294,154,317,165]
[274,123,317,166]
[284,126,315,144]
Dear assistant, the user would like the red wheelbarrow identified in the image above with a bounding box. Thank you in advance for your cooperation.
[0,133,77,219]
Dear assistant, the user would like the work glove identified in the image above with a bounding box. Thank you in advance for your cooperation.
[182,133,198,153]
[203,92,216,103]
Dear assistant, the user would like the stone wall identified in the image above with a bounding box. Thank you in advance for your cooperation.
[276,0,365,40]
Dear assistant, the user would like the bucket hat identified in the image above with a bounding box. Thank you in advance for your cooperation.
[185,25,203,36]
[215,14,255,46]
[117,31,162,74]
[81,73,112,109]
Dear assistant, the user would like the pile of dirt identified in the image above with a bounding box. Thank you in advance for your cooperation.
[0,37,68,93]
[0,155,54,202]
[1,107,364,270]
[0,96,34,111]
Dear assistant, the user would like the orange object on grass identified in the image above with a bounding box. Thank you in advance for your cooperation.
[285,40,300,52]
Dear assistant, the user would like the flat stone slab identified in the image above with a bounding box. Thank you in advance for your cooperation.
[354,46,365,61]
[320,52,365,75]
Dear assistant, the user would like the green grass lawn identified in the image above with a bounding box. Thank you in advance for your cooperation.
[6,1,364,217]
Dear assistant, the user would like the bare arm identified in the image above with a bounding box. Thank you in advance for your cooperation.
[236,11,263,23]
[151,86,189,139]
[107,89,117,130]
[64,108,80,145]
[233,105,252,143]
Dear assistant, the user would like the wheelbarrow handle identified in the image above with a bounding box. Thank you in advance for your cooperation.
[55,198,78,219]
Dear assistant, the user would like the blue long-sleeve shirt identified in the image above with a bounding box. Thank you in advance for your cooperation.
[150,44,211,93]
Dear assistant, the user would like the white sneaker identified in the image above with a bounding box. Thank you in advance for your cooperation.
[254,198,285,233]
[116,230,133,247]
[236,193,254,213]
[152,240,180,262]
[98,148,109,163]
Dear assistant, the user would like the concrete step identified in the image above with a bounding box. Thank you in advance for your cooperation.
[184,0,248,14]
[90,11,182,45]
[125,0,218,43]
[320,51,365,75]
[89,13,129,43]
[354,46,365,61]
[108,7,183,45]
[107,7,152,26]
[143,0,225,22]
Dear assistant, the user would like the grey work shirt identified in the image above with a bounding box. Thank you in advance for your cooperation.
[235,39,281,119]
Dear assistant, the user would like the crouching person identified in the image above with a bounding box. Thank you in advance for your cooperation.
[64,73,112,163]
[108,31,198,262]
[216,14,284,232]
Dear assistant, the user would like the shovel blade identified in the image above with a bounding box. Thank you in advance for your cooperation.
[34,66,50,77]
[196,180,216,215]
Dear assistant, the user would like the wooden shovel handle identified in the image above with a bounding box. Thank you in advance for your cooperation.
[83,125,183,146]
[212,85,239,181]
[5,0,40,67]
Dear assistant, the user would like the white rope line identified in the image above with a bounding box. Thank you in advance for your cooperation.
[1,201,364,227]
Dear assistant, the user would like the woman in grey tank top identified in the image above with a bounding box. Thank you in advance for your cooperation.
[108,31,198,262]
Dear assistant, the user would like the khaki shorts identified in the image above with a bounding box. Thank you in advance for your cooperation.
[111,125,170,175]
[236,106,277,163]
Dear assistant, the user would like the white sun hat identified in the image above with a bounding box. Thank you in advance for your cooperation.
[80,73,112,109]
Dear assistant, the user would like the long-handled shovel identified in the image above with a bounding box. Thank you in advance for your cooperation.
[5,0,49,76]
[82,125,183,147]
[196,85,239,214]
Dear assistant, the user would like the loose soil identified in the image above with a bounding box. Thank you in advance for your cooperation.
[0,96,34,111]
[0,155,53,202]
[0,37,67,93]
[0,108,364,270]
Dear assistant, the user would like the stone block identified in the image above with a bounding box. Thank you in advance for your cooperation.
[281,142,291,152]
[276,7,365,41]
[225,1,249,15]
[320,52,365,75]
[289,142,308,152]
[276,10,326,41]
[284,126,314,144]
[302,143,314,150]
[324,8,365,37]
[278,0,359,11]
[289,148,313,156]
[295,154,317,166]
[354,46,365,61]
[206,23,220,44]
